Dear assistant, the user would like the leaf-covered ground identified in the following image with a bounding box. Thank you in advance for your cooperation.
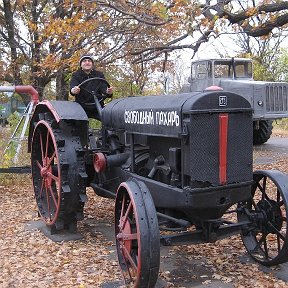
[0,180,123,287]
[1,128,288,287]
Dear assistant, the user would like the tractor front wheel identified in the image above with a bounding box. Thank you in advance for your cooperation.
[115,179,160,287]
[238,170,288,266]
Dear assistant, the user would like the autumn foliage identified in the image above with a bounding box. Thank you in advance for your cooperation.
[0,0,287,100]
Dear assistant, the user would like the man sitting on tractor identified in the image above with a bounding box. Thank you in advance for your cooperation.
[70,55,113,119]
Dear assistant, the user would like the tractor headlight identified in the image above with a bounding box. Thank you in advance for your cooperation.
[257,100,264,107]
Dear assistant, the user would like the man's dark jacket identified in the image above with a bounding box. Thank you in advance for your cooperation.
[70,69,109,104]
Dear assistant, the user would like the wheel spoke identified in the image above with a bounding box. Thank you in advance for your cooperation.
[120,193,126,220]
[267,221,286,241]
[120,201,133,230]
[122,232,138,241]
[48,186,58,208]
[251,198,257,210]
[257,177,272,202]
[46,152,56,169]
[39,131,45,161]
[257,179,264,194]
[45,129,50,160]
[47,171,59,183]
[277,189,280,202]
[121,244,138,271]
[36,160,43,170]
[262,234,269,259]
[262,177,267,199]
[253,233,265,250]
[39,177,45,198]
[251,233,269,260]
[44,186,51,220]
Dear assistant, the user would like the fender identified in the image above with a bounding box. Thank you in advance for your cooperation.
[28,100,88,152]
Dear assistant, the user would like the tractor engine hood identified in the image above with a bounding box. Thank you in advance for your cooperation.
[102,91,251,138]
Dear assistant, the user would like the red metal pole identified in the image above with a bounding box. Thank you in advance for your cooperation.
[15,85,39,104]
[0,85,39,104]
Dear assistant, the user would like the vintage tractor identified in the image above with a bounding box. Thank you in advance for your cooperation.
[25,79,288,287]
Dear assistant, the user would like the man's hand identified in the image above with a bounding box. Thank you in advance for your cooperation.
[71,86,80,94]
[106,87,113,94]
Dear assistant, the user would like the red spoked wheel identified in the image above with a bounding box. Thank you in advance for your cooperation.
[31,120,61,225]
[115,179,160,287]
[238,170,288,266]
[31,116,87,231]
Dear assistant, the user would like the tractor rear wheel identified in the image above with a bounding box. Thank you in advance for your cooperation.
[253,120,273,145]
[115,179,160,287]
[31,115,87,232]
[238,170,288,266]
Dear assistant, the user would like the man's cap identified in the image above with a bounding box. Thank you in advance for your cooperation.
[79,55,94,66]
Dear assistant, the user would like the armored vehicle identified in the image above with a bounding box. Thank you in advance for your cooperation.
[181,58,288,144]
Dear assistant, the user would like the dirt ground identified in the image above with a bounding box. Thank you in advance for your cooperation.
[1,128,288,287]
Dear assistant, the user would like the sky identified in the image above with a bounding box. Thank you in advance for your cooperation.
[178,31,288,77]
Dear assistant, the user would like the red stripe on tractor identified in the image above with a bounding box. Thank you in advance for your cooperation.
[219,113,228,184]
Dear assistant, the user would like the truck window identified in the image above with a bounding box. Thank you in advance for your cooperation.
[191,63,207,79]
[235,62,252,78]
[214,62,230,78]
[197,63,207,79]
[191,64,196,80]
[214,60,253,78]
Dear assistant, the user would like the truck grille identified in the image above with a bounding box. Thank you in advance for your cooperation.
[266,84,288,112]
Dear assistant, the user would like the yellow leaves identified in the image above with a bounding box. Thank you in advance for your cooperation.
[194,7,202,17]
[246,7,258,17]
[27,21,38,32]
[151,2,168,20]
[212,273,233,283]
[200,17,210,27]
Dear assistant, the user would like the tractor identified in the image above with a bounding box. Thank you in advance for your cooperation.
[4,79,288,287]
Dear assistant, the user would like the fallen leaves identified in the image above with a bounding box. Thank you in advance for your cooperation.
[1,137,288,287]
[0,179,122,288]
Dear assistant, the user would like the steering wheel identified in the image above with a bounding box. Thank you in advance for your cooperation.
[78,77,111,104]
[77,77,112,120]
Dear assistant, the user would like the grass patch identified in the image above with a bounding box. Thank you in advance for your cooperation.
[273,119,288,136]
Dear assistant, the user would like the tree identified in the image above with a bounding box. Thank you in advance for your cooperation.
[277,49,288,82]
[107,0,288,61]
[229,28,288,81]
[0,0,287,101]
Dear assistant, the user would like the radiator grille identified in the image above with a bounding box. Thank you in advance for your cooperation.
[266,84,288,112]
[187,112,253,186]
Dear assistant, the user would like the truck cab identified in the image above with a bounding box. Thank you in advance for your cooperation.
[189,58,253,90]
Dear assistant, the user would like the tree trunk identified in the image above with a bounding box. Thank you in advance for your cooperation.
[56,70,69,100]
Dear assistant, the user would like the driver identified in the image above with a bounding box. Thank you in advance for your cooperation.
[70,55,113,118]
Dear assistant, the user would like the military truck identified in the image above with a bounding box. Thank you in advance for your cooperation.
[181,58,288,144]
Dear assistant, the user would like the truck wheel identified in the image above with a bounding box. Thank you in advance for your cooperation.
[31,115,87,232]
[237,170,288,266]
[253,120,273,145]
[115,179,160,287]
